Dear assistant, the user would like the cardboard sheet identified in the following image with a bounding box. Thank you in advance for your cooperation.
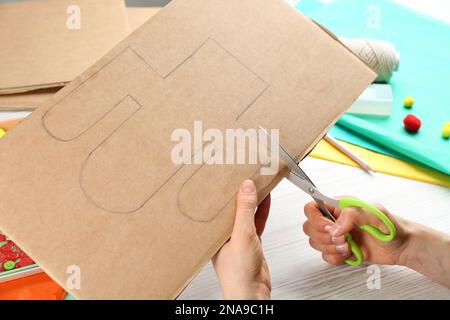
[0,88,60,111]
[0,0,130,95]
[0,0,375,299]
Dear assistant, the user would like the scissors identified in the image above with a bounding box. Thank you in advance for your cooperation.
[259,127,396,266]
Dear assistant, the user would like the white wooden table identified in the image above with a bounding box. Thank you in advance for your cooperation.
[180,157,450,300]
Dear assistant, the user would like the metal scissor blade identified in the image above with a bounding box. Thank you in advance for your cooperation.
[287,172,338,221]
[258,126,303,176]
[258,126,316,186]
[258,126,337,222]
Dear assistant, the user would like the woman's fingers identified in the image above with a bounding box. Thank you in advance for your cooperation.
[309,239,351,256]
[303,202,335,232]
[303,201,346,240]
[303,221,334,245]
[303,201,351,258]
[322,253,348,266]
[255,194,271,237]
[233,180,258,239]
[329,206,377,237]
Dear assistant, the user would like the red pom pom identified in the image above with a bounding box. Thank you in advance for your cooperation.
[403,114,422,133]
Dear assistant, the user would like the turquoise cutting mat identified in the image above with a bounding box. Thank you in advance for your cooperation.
[296,0,450,175]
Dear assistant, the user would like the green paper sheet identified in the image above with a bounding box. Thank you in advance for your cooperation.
[296,0,450,175]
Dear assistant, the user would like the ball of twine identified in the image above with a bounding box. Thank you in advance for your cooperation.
[342,39,400,83]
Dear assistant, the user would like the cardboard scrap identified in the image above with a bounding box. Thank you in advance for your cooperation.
[0,0,130,95]
[0,3,157,110]
[0,0,375,299]
[0,88,60,111]
[127,6,162,31]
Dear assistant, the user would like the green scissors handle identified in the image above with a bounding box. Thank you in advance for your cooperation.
[338,198,397,266]
[257,127,397,268]
[285,171,397,267]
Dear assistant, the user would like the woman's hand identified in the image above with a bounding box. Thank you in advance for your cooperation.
[212,180,272,300]
[303,199,412,266]
[303,199,450,288]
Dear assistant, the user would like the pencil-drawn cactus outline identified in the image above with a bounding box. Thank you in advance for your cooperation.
[40,39,270,221]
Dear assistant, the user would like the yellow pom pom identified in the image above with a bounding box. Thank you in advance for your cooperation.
[443,123,450,139]
[0,128,6,138]
[404,96,414,108]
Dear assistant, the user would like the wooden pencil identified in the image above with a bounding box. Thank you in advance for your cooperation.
[0,118,24,132]
[324,134,375,174]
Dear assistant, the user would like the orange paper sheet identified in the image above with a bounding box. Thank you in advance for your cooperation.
[0,273,66,300]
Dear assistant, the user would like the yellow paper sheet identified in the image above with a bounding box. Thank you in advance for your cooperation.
[310,140,450,188]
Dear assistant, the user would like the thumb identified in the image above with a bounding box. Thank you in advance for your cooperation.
[329,206,371,237]
[232,180,258,237]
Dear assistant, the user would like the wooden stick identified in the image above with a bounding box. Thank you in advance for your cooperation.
[324,134,375,174]
[0,117,25,132]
